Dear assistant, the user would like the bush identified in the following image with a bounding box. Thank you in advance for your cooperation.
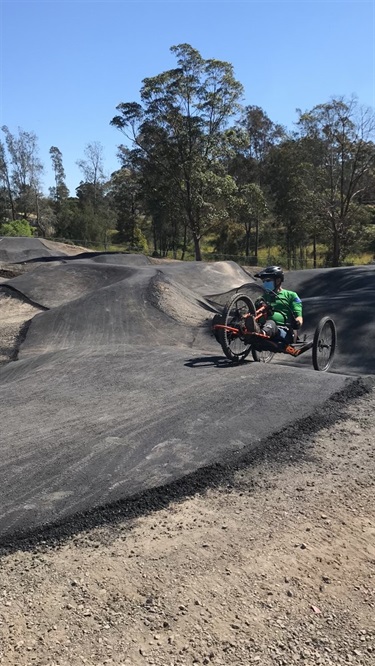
[0,219,34,237]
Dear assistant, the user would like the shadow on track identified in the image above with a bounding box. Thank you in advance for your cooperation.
[184,355,242,369]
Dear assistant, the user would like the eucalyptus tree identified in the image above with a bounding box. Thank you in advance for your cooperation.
[229,106,285,259]
[239,105,285,178]
[75,142,115,246]
[296,96,375,265]
[139,157,186,257]
[230,182,267,258]
[0,140,16,221]
[49,146,70,237]
[111,43,243,260]
[1,125,44,226]
[109,149,153,252]
[110,166,140,244]
[266,139,318,269]
[76,141,106,211]
[49,146,69,201]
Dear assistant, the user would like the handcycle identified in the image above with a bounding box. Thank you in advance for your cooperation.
[212,292,337,372]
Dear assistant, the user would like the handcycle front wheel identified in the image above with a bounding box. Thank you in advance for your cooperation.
[220,292,256,362]
[312,316,337,371]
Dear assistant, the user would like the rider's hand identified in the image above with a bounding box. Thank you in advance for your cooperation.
[292,319,301,330]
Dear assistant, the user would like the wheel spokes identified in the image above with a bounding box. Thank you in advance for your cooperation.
[317,326,333,367]
[222,295,254,361]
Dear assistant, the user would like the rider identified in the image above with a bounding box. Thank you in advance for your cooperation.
[245,266,303,341]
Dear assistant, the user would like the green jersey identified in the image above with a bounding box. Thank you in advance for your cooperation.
[257,289,303,327]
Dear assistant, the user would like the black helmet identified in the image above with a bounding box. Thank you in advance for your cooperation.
[255,265,284,282]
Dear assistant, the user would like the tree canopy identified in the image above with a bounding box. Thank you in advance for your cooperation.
[1,45,374,267]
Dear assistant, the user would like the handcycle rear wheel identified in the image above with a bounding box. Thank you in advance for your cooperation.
[220,293,255,362]
[252,348,275,363]
[312,317,337,371]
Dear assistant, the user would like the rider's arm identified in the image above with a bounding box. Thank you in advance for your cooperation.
[255,297,273,324]
[290,292,303,328]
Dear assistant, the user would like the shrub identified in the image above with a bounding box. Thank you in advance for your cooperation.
[0,219,34,237]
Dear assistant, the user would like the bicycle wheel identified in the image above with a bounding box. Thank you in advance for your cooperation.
[220,293,255,362]
[252,348,275,363]
[312,317,337,371]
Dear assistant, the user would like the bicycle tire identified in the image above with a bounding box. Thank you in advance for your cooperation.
[312,317,337,371]
[252,348,275,364]
[220,293,255,362]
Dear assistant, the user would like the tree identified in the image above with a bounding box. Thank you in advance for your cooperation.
[75,142,115,246]
[296,97,375,266]
[49,146,70,238]
[49,146,69,201]
[76,141,106,211]
[109,161,149,253]
[110,165,141,245]
[230,182,267,258]
[239,105,285,176]
[111,43,243,260]
[229,107,285,259]
[115,136,189,258]
[1,125,44,227]
[0,140,16,221]
[266,139,320,269]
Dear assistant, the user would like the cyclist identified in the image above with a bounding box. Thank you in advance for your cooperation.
[245,265,303,341]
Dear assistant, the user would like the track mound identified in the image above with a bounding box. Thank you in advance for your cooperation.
[0,237,70,263]
[0,249,370,541]
[283,266,375,375]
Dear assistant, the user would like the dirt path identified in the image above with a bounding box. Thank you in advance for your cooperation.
[0,381,374,665]
[0,291,42,365]
[0,288,373,666]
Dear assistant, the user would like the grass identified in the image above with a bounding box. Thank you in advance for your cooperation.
[50,236,374,267]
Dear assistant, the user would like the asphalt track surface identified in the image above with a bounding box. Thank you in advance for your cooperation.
[0,237,68,263]
[0,238,374,541]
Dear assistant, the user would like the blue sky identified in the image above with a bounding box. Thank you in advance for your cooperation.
[1,0,374,195]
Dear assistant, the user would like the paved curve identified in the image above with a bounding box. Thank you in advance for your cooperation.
[0,244,373,540]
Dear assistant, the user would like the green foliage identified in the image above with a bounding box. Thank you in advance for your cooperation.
[295,97,375,266]
[1,125,44,225]
[49,146,69,201]
[2,50,374,268]
[126,226,149,253]
[111,43,244,260]
[0,219,33,237]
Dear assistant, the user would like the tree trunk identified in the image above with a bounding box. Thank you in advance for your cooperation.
[4,171,16,221]
[193,233,202,261]
[254,216,259,264]
[332,230,340,267]
[299,245,304,269]
[286,231,292,271]
[153,234,157,254]
[181,223,187,260]
[171,213,178,259]
[245,225,251,257]
[313,235,317,268]
[152,217,158,255]
[35,193,45,237]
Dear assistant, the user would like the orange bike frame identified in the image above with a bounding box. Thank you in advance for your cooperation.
[213,298,311,359]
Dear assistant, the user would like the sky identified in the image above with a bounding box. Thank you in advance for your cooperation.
[0,0,374,196]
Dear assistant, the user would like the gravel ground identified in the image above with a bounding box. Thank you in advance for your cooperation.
[0,285,374,666]
[0,291,42,365]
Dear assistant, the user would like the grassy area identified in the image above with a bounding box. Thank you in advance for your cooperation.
[48,237,374,267]
[342,251,374,266]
